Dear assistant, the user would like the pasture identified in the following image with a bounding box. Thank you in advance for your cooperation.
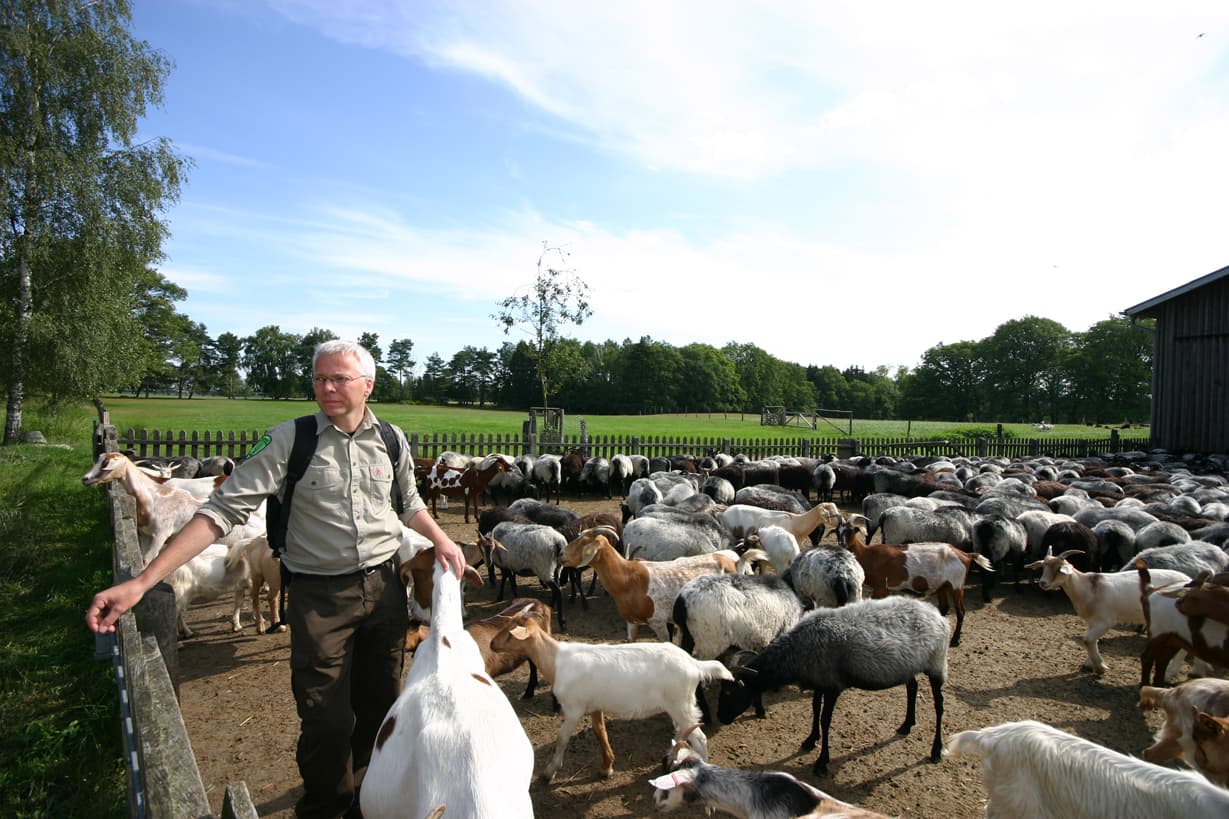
[96,396,1125,444]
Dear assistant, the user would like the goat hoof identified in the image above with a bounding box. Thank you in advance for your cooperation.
[601,767,614,778]
[800,738,817,752]
[897,725,913,736]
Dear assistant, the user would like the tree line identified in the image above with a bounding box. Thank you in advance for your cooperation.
[128,309,1153,427]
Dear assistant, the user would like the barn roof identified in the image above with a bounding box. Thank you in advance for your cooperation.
[1123,263,1229,317]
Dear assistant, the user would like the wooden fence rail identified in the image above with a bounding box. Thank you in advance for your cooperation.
[95,413,259,818]
[100,422,1152,463]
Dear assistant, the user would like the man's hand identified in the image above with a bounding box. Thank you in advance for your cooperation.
[433,536,467,578]
[86,579,146,634]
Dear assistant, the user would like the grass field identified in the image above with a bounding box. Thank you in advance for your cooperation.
[1,419,125,817]
[92,396,1135,444]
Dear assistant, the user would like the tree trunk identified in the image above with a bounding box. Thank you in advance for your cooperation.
[5,220,34,445]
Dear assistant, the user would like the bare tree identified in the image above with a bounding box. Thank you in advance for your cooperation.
[493,242,591,411]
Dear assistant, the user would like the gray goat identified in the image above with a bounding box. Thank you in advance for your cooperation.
[717,595,949,774]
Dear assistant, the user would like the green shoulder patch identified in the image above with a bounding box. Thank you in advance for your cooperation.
[247,433,273,459]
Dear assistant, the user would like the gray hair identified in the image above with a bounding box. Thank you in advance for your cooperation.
[313,339,376,380]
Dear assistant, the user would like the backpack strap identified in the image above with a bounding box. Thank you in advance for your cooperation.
[377,419,405,516]
[266,415,318,559]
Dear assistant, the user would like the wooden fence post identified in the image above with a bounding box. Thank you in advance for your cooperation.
[838,438,861,459]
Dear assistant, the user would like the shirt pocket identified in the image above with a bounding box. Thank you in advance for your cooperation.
[357,462,395,517]
[298,465,343,494]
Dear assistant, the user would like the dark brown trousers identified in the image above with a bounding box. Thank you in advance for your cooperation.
[287,558,408,819]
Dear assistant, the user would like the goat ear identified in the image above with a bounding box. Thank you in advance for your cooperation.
[1024,560,1044,571]
[1195,711,1226,738]
[648,769,696,791]
[404,624,429,653]
[461,566,484,588]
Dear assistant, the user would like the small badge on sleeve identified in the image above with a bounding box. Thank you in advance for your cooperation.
[247,433,272,459]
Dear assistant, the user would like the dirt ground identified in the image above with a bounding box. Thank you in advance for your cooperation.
[177,495,1176,818]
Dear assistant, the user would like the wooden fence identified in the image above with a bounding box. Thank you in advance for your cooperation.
[96,438,258,818]
[100,421,1152,463]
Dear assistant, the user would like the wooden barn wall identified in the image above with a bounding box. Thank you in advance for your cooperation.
[1150,276,1229,452]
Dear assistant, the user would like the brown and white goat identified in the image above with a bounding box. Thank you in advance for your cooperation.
[426,455,510,523]
[1174,575,1229,625]
[1137,561,1229,686]
[398,541,486,623]
[240,535,284,634]
[560,526,743,642]
[405,598,553,699]
[1139,677,1229,785]
[84,451,212,560]
[83,450,265,564]
[837,514,991,646]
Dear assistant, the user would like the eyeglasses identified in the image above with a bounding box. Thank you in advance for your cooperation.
[312,374,367,388]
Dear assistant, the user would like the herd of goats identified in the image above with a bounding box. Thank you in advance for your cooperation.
[84,444,1229,818]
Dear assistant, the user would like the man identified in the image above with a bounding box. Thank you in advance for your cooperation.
[86,339,465,819]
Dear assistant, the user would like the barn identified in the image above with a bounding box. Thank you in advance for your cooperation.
[1123,264,1229,453]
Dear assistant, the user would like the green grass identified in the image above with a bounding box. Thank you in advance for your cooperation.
[0,419,125,818]
[97,396,1136,444]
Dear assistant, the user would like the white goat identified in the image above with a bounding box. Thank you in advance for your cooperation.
[720,503,838,546]
[740,524,800,574]
[171,541,254,639]
[489,610,733,782]
[361,561,534,819]
[946,719,1229,819]
[1025,548,1187,674]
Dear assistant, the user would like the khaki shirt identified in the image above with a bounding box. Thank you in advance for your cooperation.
[196,409,427,575]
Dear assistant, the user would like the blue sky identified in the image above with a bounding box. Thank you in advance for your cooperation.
[130,1,1229,375]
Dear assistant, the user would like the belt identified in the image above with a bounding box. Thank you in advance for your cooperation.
[285,553,397,582]
[363,554,398,576]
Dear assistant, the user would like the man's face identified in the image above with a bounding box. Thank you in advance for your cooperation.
[312,352,373,420]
